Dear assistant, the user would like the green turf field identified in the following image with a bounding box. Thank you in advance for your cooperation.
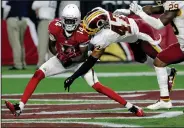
[2,64,184,127]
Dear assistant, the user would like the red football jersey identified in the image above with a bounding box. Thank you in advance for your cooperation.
[48,18,90,59]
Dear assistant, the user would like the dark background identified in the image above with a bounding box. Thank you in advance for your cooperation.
[2,0,157,29]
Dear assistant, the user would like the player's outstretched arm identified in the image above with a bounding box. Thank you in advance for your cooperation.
[129,2,178,30]
[64,48,105,92]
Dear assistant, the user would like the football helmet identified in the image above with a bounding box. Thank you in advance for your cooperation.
[61,4,81,32]
[83,7,109,35]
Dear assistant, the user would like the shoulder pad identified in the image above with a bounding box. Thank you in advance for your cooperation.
[48,18,63,36]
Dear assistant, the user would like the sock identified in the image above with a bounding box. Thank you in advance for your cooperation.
[19,101,25,111]
[154,66,170,101]
[20,70,45,105]
[125,102,133,109]
[92,82,127,106]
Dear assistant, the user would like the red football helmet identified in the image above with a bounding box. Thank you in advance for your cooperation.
[83,7,109,35]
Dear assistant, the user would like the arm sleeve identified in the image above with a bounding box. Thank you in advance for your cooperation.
[71,55,98,79]
[138,11,165,30]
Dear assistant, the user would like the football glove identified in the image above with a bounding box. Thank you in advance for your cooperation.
[129,1,143,16]
[64,76,75,92]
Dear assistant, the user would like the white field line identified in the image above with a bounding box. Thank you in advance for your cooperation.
[2,94,146,98]
[2,104,184,112]
[2,71,184,78]
[2,102,184,112]
[82,94,146,98]
[2,101,183,113]
[20,108,184,115]
[2,111,183,120]
[2,121,142,127]
[2,107,127,112]
[2,105,184,112]
[2,98,184,103]
[23,111,134,115]
[2,108,41,111]
[2,89,184,96]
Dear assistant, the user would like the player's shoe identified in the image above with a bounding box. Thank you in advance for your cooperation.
[128,105,144,117]
[146,100,172,110]
[5,101,22,116]
[168,67,177,92]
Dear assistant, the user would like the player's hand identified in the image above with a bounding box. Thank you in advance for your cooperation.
[57,53,68,62]
[64,76,75,92]
[62,59,73,67]
[67,51,81,59]
[129,1,143,16]
[57,53,73,67]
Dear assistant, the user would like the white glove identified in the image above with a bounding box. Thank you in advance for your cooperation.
[113,9,131,16]
[129,1,143,16]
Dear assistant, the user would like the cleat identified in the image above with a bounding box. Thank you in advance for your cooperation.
[5,101,21,117]
[147,100,172,110]
[168,68,177,92]
[128,105,144,117]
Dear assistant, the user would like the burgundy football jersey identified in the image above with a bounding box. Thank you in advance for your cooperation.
[48,18,90,59]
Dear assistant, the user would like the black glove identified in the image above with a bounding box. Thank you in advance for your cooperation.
[64,76,75,92]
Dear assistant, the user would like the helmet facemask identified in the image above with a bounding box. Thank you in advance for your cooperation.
[62,17,79,32]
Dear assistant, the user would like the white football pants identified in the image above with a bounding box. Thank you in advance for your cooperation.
[39,56,99,86]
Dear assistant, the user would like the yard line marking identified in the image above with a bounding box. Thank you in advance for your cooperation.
[2,98,184,103]
[2,107,127,112]
[2,105,184,111]
[19,109,184,115]
[2,111,183,120]
[82,94,146,98]
[2,89,184,96]
[2,71,184,78]
[2,121,142,127]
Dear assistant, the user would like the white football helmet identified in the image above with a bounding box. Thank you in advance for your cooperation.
[61,4,81,32]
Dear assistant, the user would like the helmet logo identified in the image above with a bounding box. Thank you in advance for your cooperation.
[97,19,105,28]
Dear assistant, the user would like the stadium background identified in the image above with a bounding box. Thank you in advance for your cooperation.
[1,0,177,65]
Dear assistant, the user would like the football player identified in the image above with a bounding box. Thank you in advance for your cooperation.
[5,4,144,117]
[129,1,184,110]
[64,6,177,110]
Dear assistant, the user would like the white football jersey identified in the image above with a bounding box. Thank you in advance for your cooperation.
[163,1,184,49]
[90,12,159,50]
